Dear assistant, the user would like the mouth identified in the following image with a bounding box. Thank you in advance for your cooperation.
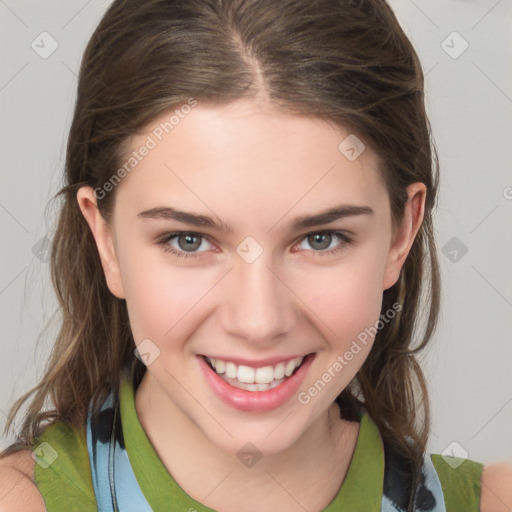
[198,352,316,412]
[200,353,315,392]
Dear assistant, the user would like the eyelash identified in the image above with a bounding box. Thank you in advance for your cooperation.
[157,230,353,260]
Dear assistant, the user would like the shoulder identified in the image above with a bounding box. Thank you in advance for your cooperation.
[480,462,512,512]
[30,420,97,509]
[0,449,46,511]
[429,453,483,511]
[1,420,96,511]
[430,454,512,512]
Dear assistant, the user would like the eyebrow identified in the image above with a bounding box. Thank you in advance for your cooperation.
[137,204,374,232]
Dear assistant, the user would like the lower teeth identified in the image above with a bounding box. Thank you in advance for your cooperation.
[218,373,287,392]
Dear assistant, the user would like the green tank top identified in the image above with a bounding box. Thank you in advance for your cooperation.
[32,373,483,511]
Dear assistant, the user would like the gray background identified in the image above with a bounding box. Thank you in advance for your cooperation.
[1,0,511,466]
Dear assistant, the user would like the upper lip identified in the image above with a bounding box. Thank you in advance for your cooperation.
[200,353,313,368]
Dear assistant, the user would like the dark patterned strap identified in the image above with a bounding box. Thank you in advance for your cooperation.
[382,446,446,512]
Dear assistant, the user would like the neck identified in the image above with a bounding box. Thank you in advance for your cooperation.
[134,371,360,512]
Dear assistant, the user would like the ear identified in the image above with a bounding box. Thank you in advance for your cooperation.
[76,186,126,299]
[382,182,426,291]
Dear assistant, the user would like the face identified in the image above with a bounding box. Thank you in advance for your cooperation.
[78,99,425,457]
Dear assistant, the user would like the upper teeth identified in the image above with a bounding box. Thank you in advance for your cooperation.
[205,356,304,384]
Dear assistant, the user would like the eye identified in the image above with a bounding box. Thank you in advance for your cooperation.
[157,230,352,260]
[294,230,353,257]
[157,232,214,260]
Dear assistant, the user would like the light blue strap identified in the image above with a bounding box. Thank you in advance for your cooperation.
[86,391,153,511]
[421,454,446,512]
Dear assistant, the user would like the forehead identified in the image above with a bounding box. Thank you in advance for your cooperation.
[112,101,388,224]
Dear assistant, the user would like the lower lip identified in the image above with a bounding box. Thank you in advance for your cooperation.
[198,353,315,413]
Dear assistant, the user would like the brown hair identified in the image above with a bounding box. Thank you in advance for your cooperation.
[2,0,440,492]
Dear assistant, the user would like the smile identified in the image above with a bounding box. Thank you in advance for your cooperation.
[204,355,304,392]
[198,353,316,412]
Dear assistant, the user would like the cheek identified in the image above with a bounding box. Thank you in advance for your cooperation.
[304,247,388,347]
[119,249,210,346]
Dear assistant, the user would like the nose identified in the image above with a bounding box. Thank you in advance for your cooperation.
[220,254,296,346]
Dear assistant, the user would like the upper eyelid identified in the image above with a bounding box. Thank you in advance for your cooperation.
[161,229,351,239]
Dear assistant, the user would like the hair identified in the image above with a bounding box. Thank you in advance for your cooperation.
[2,0,440,498]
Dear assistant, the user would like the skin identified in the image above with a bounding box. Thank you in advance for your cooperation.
[1,98,510,512]
[76,98,426,512]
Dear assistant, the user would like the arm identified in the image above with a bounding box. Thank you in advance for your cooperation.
[480,463,512,512]
[0,450,46,512]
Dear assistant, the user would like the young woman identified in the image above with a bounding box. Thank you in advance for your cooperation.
[1,1,511,511]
